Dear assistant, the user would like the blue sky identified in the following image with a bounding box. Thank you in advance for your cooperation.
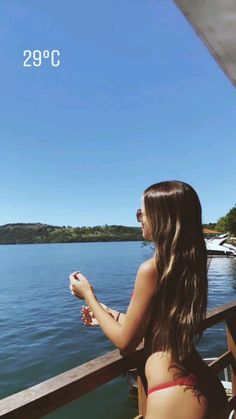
[0,0,235,227]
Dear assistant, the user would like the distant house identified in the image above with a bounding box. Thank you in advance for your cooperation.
[203,228,220,235]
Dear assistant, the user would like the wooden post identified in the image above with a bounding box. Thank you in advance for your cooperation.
[136,375,146,418]
[226,315,236,418]
[136,360,147,418]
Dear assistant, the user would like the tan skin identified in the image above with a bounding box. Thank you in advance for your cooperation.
[69,200,228,419]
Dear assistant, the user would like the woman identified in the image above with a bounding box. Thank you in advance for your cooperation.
[69,181,228,419]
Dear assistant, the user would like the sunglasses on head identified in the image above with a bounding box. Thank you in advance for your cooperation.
[136,209,144,222]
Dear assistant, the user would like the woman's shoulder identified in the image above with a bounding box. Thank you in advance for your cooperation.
[138,257,156,277]
[136,257,157,287]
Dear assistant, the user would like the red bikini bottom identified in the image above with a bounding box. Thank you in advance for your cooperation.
[147,376,197,396]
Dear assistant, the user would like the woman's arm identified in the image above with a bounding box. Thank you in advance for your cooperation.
[82,304,126,326]
[106,307,126,325]
[98,303,125,324]
[70,258,156,352]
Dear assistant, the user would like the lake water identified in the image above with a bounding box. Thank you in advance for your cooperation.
[0,242,236,418]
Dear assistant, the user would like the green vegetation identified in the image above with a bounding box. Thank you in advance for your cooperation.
[0,223,142,245]
[2,206,235,245]
[216,204,236,235]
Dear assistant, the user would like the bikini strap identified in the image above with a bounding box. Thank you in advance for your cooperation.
[147,376,197,395]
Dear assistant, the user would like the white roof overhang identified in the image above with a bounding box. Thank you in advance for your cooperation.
[173,0,236,87]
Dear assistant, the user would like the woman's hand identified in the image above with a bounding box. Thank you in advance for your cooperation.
[69,271,94,300]
[81,303,110,327]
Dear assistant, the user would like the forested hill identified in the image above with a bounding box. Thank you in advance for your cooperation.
[0,223,142,244]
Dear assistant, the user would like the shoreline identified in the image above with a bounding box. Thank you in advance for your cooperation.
[0,238,146,246]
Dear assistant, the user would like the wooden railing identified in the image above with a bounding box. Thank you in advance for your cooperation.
[0,300,236,418]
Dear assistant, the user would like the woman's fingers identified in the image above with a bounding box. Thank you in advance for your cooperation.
[82,312,91,322]
[82,317,91,326]
[81,306,98,326]
[69,284,75,296]
[69,271,88,283]
[81,310,93,323]
[69,283,78,295]
[69,273,78,283]
[81,306,92,319]
[82,306,94,316]
[81,314,92,326]
[68,286,93,326]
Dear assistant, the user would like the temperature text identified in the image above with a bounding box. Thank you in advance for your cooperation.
[23,50,61,67]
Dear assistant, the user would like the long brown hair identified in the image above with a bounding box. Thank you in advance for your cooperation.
[144,181,207,362]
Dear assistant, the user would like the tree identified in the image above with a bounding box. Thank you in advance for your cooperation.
[216,204,236,235]
[227,205,236,235]
[216,216,229,233]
